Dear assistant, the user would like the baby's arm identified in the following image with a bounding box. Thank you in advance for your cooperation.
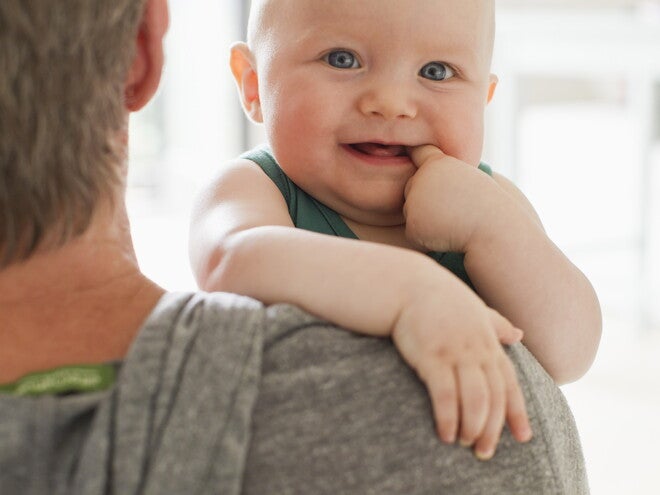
[190,158,532,459]
[404,145,602,384]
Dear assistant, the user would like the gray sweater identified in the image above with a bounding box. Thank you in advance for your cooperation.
[0,292,588,494]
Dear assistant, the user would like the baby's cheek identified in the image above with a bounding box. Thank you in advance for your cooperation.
[445,125,485,166]
[435,98,486,165]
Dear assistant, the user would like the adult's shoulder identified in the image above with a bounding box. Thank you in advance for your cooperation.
[244,319,589,495]
[146,291,266,333]
[72,291,271,494]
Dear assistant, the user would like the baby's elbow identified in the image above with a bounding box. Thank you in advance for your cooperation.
[191,245,232,292]
[208,254,242,294]
[193,228,263,296]
[552,322,602,385]
[552,359,593,385]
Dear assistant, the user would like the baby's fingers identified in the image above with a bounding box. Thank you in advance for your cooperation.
[407,144,446,169]
[472,365,506,460]
[457,366,490,447]
[424,363,459,444]
[502,358,533,443]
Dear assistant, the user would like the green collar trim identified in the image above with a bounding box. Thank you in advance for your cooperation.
[0,364,116,396]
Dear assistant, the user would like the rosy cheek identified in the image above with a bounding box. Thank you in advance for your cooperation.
[450,110,485,165]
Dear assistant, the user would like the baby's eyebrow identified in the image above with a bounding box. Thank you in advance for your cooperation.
[293,24,359,47]
[416,36,489,73]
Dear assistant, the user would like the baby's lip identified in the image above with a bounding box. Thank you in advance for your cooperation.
[347,142,409,158]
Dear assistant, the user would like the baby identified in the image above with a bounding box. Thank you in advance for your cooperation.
[189,0,601,460]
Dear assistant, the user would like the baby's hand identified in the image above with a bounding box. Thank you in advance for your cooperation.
[391,283,532,460]
[403,145,503,254]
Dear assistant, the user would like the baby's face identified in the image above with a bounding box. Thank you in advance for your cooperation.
[250,0,496,226]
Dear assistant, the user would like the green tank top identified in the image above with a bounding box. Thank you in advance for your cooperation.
[242,146,493,289]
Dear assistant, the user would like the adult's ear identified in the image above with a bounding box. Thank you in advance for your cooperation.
[125,0,170,112]
[487,73,498,104]
[229,42,263,123]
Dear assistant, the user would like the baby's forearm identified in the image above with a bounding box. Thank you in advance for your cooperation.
[202,226,535,455]
[201,226,454,336]
[464,215,601,384]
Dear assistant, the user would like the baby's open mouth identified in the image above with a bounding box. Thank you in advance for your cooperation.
[348,142,408,158]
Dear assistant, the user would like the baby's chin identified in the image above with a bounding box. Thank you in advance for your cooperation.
[339,193,408,225]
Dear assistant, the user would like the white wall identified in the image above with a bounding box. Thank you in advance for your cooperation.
[486,5,660,328]
[128,0,246,290]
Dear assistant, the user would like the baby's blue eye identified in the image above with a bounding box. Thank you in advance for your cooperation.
[419,62,454,81]
[324,50,360,69]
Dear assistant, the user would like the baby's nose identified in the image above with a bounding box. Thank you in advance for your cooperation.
[357,82,418,120]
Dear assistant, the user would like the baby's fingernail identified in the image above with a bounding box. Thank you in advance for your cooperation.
[459,438,473,448]
[437,427,455,444]
[475,447,495,461]
[441,433,455,444]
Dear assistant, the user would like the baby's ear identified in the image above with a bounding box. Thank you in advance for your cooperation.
[230,42,263,123]
[487,74,498,104]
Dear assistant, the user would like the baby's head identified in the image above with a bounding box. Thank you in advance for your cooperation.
[232,0,497,226]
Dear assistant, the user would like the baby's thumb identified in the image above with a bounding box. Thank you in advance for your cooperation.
[407,144,445,169]
[489,309,524,345]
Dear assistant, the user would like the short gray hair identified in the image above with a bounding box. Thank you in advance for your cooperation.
[0,0,148,266]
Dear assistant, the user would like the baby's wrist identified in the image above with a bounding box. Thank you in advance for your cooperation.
[466,198,541,255]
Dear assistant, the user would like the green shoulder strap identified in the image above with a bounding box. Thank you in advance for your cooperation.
[242,146,492,288]
[241,146,356,238]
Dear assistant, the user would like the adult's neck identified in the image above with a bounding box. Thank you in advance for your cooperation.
[0,204,166,383]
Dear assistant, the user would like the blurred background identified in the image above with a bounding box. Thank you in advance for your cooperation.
[126,1,660,493]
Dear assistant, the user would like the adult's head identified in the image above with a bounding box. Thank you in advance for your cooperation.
[0,0,168,268]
